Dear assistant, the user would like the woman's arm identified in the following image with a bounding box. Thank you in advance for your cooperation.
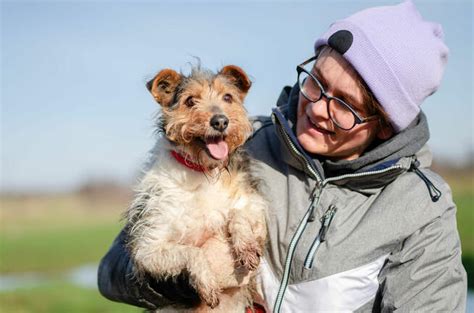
[377,203,467,312]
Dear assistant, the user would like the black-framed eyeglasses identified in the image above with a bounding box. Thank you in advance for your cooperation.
[297,55,379,131]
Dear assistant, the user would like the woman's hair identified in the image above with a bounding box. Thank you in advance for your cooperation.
[356,76,392,130]
[318,45,392,130]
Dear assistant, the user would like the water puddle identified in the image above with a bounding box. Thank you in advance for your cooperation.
[66,263,98,289]
[0,263,98,291]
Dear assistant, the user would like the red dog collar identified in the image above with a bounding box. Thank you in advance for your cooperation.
[171,150,206,172]
[246,303,266,313]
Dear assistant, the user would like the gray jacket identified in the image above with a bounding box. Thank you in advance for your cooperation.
[98,85,467,312]
[247,84,466,312]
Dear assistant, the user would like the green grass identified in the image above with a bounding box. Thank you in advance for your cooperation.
[0,281,142,313]
[0,193,127,273]
[0,222,123,273]
[455,190,474,254]
[453,189,474,289]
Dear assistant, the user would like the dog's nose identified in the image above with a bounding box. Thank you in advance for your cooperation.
[210,114,229,132]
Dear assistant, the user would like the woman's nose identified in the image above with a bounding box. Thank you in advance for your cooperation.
[308,98,330,120]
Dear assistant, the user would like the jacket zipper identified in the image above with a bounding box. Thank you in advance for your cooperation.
[272,112,325,313]
[304,205,337,269]
[272,112,322,183]
[324,164,404,184]
[272,186,321,313]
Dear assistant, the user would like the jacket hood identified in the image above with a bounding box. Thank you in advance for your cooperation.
[273,84,430,184]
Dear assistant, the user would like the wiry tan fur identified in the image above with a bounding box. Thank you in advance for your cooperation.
[125,64,267,313]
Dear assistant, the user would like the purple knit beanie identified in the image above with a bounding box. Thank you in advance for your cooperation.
[314,0,449,132]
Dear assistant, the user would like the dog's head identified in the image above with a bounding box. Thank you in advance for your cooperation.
[147,65,253,171]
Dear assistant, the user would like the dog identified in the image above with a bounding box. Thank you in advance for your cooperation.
[124,64,268,313]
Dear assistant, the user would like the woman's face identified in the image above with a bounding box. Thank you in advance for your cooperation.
[296,49,389,160]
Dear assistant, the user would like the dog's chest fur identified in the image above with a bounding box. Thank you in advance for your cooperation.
[132,140,249,247]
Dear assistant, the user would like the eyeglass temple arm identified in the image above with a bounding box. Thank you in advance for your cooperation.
[299,55,318,67]
[361,115,380,122]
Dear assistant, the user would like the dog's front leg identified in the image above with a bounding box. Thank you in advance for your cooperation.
[132,242,221,308]
[228,195,267,271]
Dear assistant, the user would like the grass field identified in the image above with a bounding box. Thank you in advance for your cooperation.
[0,174,472,312]
[0,192,141,312]
[0,193,128,273]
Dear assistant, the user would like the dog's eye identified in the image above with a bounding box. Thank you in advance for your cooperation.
[185,96,195,107]
[223,94,233,103]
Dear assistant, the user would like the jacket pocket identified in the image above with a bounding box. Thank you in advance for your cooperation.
[303,205,337,269]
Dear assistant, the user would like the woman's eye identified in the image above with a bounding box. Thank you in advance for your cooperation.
[223,94,233,103]
[185,96,195,107]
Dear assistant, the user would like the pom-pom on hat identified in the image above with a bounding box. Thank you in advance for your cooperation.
[314,0,449,132]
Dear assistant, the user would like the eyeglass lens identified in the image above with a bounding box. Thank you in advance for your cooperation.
[299,71,356,130]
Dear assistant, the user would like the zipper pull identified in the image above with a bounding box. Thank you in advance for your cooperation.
[319,205,337,242]
[410,158,442,202]
[303,205,337,269]
[307,187,321,222]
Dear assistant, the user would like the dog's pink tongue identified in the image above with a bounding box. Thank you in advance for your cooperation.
[206,139,228,160]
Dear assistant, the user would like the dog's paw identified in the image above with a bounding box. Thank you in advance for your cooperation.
[198,286,220,308]
[234,241,262,271]
[193,273,221,309]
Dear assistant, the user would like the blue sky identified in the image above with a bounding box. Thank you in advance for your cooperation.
[1,0,473,192]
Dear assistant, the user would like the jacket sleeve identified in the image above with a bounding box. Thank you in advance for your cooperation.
[97,228,200,310]
[377,202,467,312]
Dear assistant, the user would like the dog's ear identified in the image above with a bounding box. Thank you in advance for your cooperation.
[219,65,252,95]
[146,69,182,107]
